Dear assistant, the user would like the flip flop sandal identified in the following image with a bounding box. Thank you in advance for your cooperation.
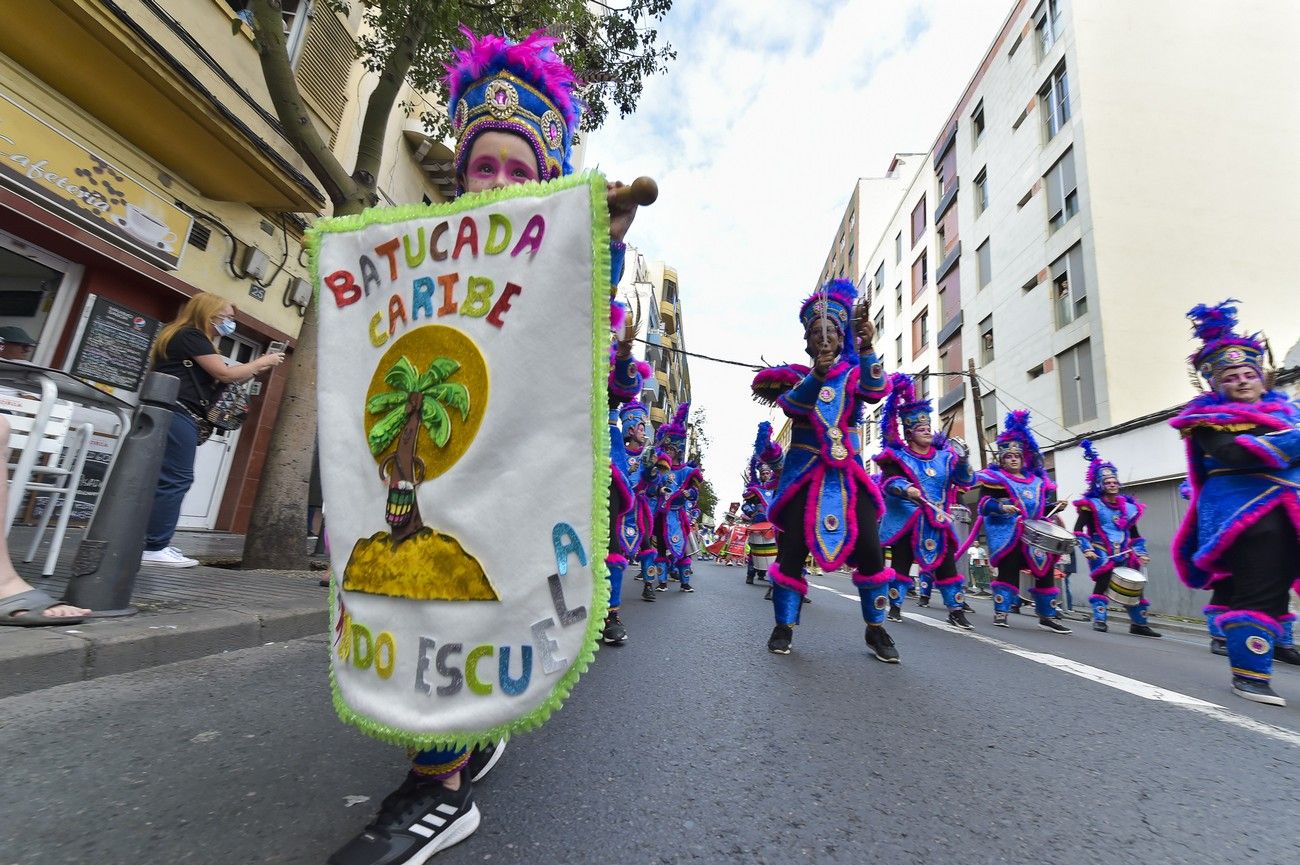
[0,588,86,627]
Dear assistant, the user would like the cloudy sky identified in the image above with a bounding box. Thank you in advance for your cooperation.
[586,0,1011,516]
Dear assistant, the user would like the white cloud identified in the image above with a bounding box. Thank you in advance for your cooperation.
[587,0,1010,516]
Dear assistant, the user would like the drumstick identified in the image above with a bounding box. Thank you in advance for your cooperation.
[607,177,658,209]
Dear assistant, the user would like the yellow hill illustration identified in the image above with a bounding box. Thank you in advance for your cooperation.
[343,529,499,601]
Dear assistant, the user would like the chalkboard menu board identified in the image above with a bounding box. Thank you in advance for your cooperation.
[68,296,160,391]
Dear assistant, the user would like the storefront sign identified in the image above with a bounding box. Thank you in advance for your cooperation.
[0,89,192,270]
[68,296,160,391]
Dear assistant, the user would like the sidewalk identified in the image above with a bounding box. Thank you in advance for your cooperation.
[0,529,327,699]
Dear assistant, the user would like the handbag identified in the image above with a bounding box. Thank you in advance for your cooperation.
[182,359,251,432]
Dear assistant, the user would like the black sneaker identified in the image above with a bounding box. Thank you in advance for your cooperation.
[656,582,668,592]
[947,610,974,630]
[1093,620,1108,632]
[865,625,900,663]
[756,573,768,582]
[1129,624,1162,639]
[680,583,695,593]
[465,740,506,784]
[1275,644,1300,666]
[887,605,903,623]
[801,594,811,604]
[767,624,793,654]
[905,586,917,597]
[328,775,479,865]
[916,596,930,608]
[1232,676,1286,707]
[993,612,1010,628]
[641,582,656,602]
[763,586,773,600]
[602,611,628,645]
[1210,637,1228,656]
[746,576,755,584]
[961,601,975,614]
[1038,617,1072,634]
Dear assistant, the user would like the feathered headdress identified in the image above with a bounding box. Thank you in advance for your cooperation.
[1081,438,1118,496]
[880,372,934,448]
[444,28,583,191]
[746,421,783,488]
[655,402,690,461]
[620,400,649,440]
[1185,299,1265,386]
[995,409,1044,474]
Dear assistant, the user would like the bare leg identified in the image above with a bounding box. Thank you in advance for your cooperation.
[0,417,90,617]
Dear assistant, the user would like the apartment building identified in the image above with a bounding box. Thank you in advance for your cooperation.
[616,249,691,430]
[823,0,1300,615]
[0,0,455,531]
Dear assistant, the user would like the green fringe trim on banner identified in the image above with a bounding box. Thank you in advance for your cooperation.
[313,171,613,751]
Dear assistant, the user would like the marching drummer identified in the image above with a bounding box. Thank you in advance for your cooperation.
[873,373,975,629]
[1072,440,1161,638]
[968,410,1072,633]
[742,422,783,585]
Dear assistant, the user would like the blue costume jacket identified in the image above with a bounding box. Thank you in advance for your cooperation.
[875,443,973,574]
[973,468,1059,578]
[1073,494,1146,576]
[751,353,887,570]
[1169,391,1300,589]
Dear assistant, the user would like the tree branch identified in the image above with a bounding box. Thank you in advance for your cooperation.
[248,0,366,212]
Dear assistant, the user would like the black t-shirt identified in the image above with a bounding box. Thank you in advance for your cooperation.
[153,326,219,411]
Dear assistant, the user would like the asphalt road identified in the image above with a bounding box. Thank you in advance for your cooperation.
[3,561,1299,865]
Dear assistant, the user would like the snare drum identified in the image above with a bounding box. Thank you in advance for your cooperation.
[1022,519,1077,556]
[748,521,778,569]
[1105,567,1147,606]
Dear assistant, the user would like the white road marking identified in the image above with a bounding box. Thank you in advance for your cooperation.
[806,581,1300,748]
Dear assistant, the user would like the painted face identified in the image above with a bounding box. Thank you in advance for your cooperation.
[1101,476,1120,495]
[907,423,934,449]
[804,320,843,361]
[1000,451,1023,472]
[1216,365,1265,404]
[461,131,541,193]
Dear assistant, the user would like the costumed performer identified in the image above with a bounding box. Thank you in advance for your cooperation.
[1072,440,1161,638]
[750,278,897,660]
[329,29,645,865]
[609,397,654,628]
[741,422,783,585]
[1170,300,1300,707]
[874,373,975,629]
[968,410,1072,634]
[646,404,703,592]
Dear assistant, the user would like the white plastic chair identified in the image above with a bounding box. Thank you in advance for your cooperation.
[1,391,96,576]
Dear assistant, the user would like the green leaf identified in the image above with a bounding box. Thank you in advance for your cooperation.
[421,398,451,448]
[367,405,408,455]
[423,357,461,387]
[384,356,419,391]
[430,382,470,421]
[366,390,409,414]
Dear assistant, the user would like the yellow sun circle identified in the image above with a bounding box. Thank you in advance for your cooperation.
[365,325,489,481]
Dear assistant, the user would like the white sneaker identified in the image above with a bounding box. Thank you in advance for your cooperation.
[141,547,199,568]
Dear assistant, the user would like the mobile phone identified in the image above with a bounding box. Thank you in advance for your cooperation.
[268,340,288,355]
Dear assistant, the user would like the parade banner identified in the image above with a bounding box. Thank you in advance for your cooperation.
[311,173,611,748]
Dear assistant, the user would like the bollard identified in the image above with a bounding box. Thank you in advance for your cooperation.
[63,372,180,615]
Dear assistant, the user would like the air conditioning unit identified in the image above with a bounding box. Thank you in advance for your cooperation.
[286,276,312,308]
[239,244,270,281]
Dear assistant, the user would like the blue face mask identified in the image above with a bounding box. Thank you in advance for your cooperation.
[214,318,236,337]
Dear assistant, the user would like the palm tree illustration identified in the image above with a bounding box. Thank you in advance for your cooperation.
[366,356,470,544]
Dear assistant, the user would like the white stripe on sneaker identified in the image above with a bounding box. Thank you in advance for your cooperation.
[434,803,459,816]
[408,824,434,838]
[422,814,446,827]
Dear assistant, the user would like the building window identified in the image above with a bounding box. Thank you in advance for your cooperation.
[918,309,930,350]
[895,232,903,264]
[1041,63,1071,140]
[1058,338,1098,425]
[936,224,947,257]
[227,0,312,64]
[874,262,885,293]
[873,310,885,340]
[917,367,932,401]
[981,390,998,448]
[975,168,989,215]
[1045,147,1078,233]
[895,282,903,314]
[977,240,992,289]
[895,334,903,367]
[936,165,948,198]
[847,211,856,233]
[1036,0,1062,58]
[1051,243,1088,327]
[911,196,927,247]
[972,102,986,147]
[911,250,928,299]
[979,314,994,364]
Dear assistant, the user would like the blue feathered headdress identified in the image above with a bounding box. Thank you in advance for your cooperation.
[747,421,783,486]
[1081,438,1118,496]
[880,372,934,448]
[996,409,1044,475]
[655,402,690,459]
[1186,299,1265,385]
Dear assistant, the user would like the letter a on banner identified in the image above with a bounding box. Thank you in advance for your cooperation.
[310,173,612,749]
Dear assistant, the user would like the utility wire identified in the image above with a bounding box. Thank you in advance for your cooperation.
[633,338,764,370]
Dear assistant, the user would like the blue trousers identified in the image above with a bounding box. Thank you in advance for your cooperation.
[144,411,200,551]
